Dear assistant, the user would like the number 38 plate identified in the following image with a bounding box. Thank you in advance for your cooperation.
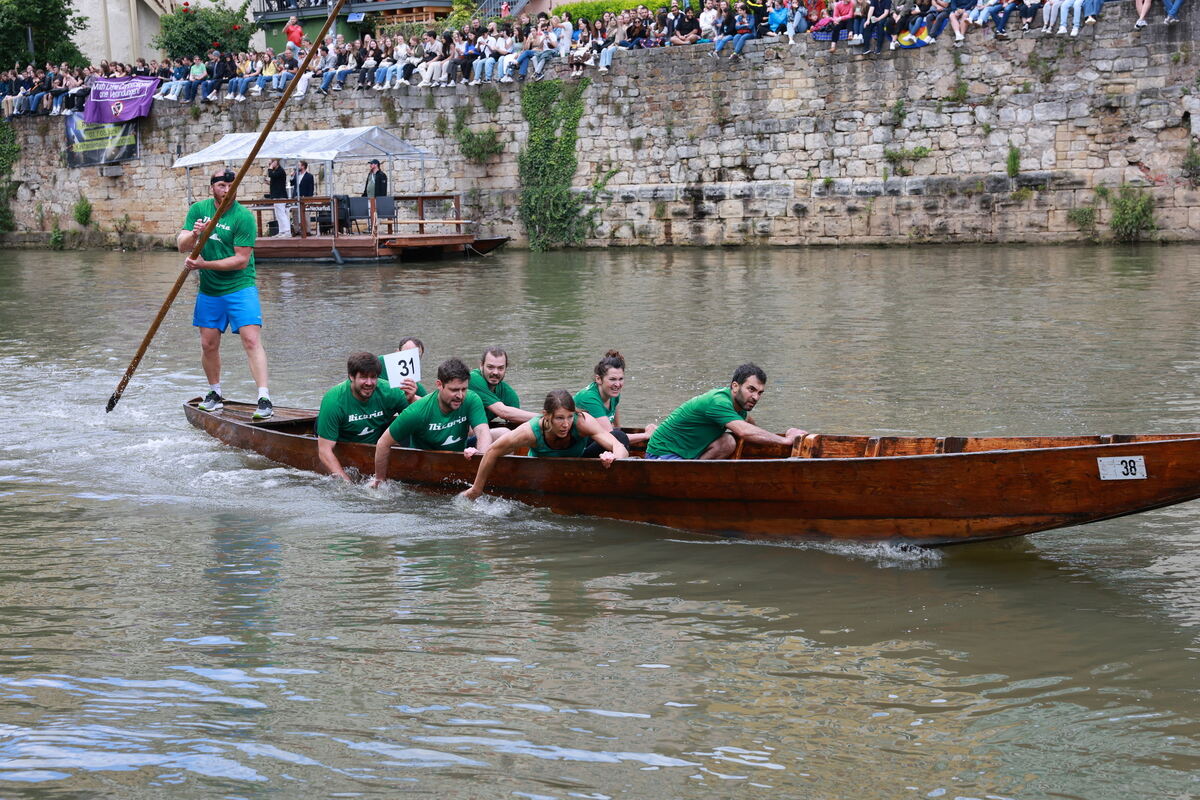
[1097,456,1147,480]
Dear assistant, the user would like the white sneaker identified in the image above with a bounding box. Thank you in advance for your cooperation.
[224,91,234,100]
[1070,25,1078,35]
[418,80,432,87]
[236,94,245,101]
[1057,24,1067,33]
[499,75,513,82]
[788,35,795,44]
[597,66,608,73]
[890,39,898,49]
[469,79,480,85]
[374,83,385,89]
[206,92,219,101]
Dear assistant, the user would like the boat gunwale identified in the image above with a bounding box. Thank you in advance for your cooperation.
[183,400,1200,463]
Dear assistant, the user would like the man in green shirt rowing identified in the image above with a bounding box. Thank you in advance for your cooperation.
[469,346,536,427]
[371,358,495,487]
[316,352,411,482]
[180,168,272,420]
[645,363,807,459]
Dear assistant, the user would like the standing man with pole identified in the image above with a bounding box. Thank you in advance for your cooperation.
[179,168,273,419]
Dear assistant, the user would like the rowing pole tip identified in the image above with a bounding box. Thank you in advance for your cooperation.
[105,394,118,413]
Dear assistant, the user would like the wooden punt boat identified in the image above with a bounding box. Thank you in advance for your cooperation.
[184,399,1200,546]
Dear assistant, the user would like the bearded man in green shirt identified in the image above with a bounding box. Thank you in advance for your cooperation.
[316,352,414,482]
[645,363,807,460]
[180,168,272,420]
[468,346,536,427]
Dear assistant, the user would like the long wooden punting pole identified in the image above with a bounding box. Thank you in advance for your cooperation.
[106,0,349,413]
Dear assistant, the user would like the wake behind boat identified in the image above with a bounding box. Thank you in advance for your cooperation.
[184,399,1200,546]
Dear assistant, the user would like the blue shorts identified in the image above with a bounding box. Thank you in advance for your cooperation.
[193,286,262,333]
[644,452,685,460]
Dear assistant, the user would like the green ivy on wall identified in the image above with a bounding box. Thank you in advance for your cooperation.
[518,78,591,252]
[0,120,21,232]
[453,106,504,164]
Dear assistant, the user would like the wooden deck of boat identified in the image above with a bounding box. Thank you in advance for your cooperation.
[255,233,475,261]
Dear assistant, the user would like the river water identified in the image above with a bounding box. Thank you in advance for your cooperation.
[2,245,1200,798]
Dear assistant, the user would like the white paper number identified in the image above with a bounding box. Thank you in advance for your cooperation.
[1097,456,1147,480]
[382,348,421,386]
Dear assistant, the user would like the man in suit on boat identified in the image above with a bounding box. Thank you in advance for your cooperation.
[371,358,495,488]
[645,363,806,459]
[317,352,414,482]
[180,168,273,420]
[292,161,314,198]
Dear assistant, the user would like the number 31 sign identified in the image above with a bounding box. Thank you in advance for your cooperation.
[382,348,421,387]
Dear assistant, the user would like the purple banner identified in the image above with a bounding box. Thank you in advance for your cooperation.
[83,76,161,124]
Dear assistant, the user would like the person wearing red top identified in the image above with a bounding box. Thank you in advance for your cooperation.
[284,16,304,56]
[827,0,855,50]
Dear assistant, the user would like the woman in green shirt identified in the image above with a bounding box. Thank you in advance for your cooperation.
[573,350,656,448]
[460,390,629,501]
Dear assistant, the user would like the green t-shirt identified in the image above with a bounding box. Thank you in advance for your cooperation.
[645,387,747,459]
[573,381,619,424]
[377,355,428,396]
[182,197,257,296]
[315,378,409,444]
[387,390,488,451]
[528,414,588,458]
[469,368,521,423]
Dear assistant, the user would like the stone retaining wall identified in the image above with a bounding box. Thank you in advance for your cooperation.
[9,3,1200,247]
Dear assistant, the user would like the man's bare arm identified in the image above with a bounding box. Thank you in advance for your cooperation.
[317,437,351,482]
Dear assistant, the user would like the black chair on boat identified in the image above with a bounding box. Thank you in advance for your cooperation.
[374,195,396,235]
[347,197,372,234]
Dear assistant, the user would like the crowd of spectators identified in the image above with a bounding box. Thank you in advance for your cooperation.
[0,0,1186,117]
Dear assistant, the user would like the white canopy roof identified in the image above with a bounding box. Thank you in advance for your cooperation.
[172,125,430,168]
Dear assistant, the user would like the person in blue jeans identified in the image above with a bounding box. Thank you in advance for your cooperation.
[712,3,755,59]
[990,0,1041,35]
[1163,0,1185,22]
[862,0,893,52]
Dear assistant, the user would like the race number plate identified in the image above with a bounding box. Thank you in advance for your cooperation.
[1097,456,1147,480]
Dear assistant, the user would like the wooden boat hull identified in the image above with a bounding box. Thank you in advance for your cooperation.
[184,400,1200,546]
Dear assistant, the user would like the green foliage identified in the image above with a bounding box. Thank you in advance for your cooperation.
[1067,205,1097,235]
[452,106,504,163]
[0,0,87,67]
[1010,187,1033,203]
[550,0,643,23]
[424,91,435,109]
[1020,81,1032,93]
[0,119,19,232]
[381,95,398,125]
[72,194,92,228]
[1006,144,1020,178]
[822,176,834,189]
[1183,141,1200,188]
[152,0,255,59]
[189,103,202,121]
[883,146,931,177]
[981,122,993,136]
[518,78,592,251]
[49,224,64,250]
[435,113,449,137]
[630,136,644,151]
[480,85,502,115]
[1108,184,1155,242]
[889,98,907,126]
[947,80,968,104]
[113,213,135,234]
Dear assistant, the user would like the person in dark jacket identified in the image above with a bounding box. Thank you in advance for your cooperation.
[362,159,388,198]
